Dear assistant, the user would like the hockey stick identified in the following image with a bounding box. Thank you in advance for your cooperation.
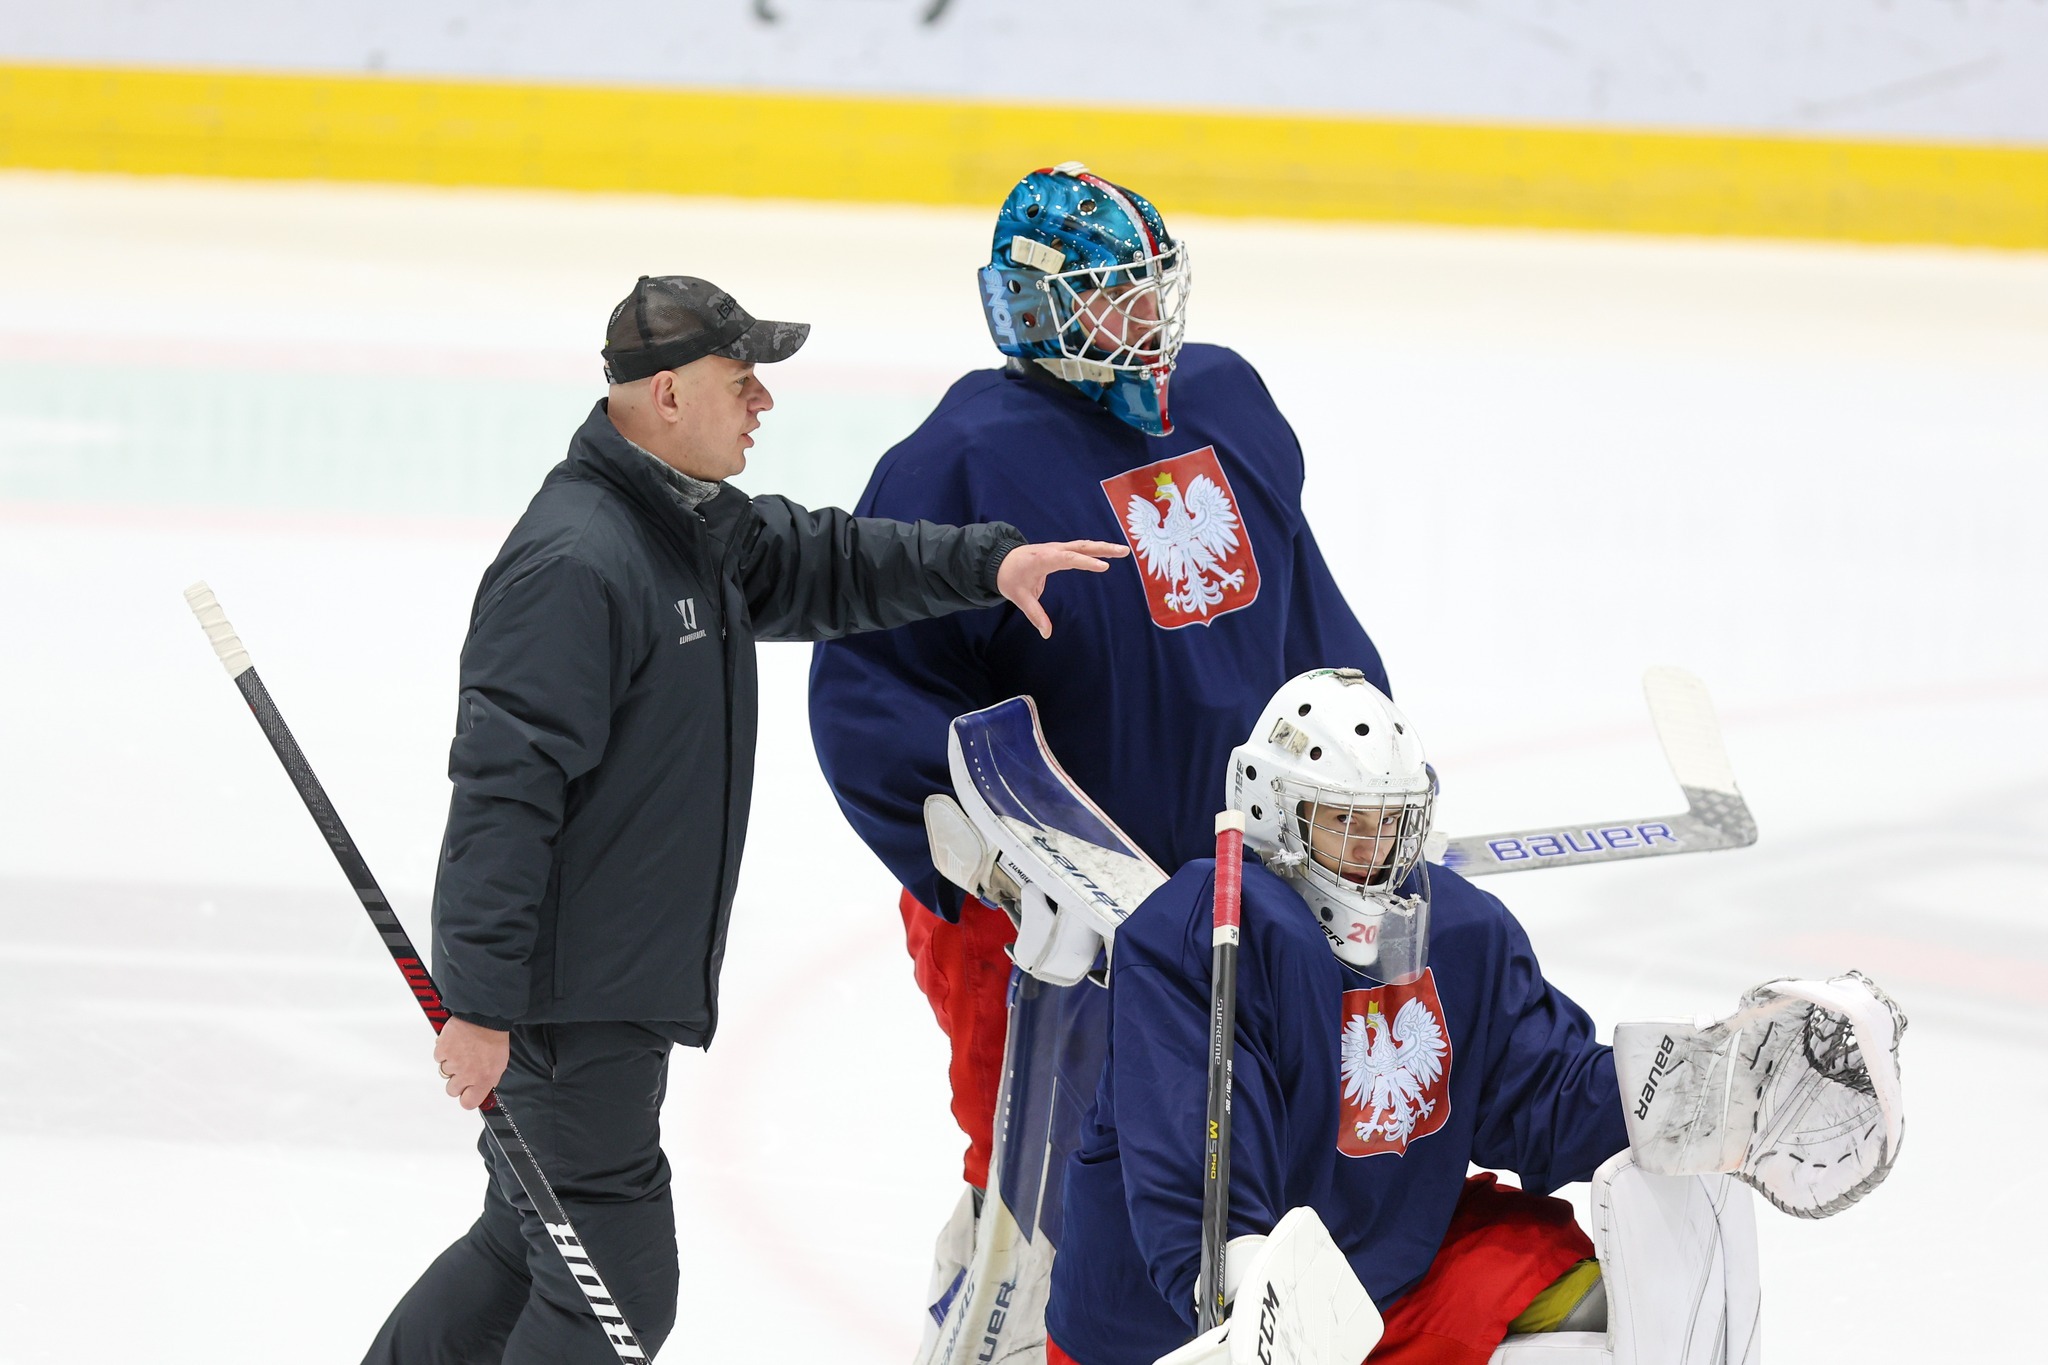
[1434,667,1757,877]
[1196,810,1247,1334]
[183,583,651,1365]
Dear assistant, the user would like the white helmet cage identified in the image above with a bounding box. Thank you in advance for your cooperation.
[1034,242,1190,376]
[1226,669,1437,981]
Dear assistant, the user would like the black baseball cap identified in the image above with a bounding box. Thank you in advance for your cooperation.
[602,275,810,383]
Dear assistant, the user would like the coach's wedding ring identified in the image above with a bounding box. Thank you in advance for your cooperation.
[438,1060,454,1079]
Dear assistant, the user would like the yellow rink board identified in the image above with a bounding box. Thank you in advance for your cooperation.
[3,62,2045,248]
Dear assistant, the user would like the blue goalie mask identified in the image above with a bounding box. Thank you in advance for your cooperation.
[978,162,1190,436]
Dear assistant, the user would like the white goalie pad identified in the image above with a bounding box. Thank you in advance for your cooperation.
[916,1183,1053,1365]
[1614,970,1908,1218]
[926,696,1168,986]
[1156,1207,1384,1365]
[1492,1152,1759,1365]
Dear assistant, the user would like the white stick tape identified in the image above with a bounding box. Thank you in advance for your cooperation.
[184,581,254,679]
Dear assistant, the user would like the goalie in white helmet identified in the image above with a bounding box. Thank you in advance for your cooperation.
[1227,671,1436,986]
[1037,669,1907,1365]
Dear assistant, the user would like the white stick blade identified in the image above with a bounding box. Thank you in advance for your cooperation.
[1643,666,1738,796]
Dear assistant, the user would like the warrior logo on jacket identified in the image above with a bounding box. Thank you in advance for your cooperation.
[1337,971,1452,1157]
[1101,447,1262,630]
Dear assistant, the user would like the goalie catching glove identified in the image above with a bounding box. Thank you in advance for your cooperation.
[1153,1208,1382,1365]
[1614,970,1907,1218]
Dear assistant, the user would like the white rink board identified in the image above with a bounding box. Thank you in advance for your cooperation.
[10,1,2048,141]
[0,172,2044,1361]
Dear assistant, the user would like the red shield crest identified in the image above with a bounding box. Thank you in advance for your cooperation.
[1100,447,1261,630]
[1336,971,1453,1158]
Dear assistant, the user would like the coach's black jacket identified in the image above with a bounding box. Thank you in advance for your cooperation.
[432,401,1023,1043]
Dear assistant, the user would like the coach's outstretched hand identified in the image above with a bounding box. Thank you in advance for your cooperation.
[435,1017,510,1110]
[997,540,1130,639]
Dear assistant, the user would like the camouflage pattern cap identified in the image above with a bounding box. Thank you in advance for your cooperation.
[602,275,810,382]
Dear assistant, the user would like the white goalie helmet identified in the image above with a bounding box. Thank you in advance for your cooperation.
[1227,669,1436,981]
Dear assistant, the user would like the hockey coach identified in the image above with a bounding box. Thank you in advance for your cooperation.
[363,276,1127,1364]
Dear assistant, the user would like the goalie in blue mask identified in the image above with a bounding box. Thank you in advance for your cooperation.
[978,162,1190,436]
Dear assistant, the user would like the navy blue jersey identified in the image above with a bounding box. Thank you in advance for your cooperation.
[1046,861,1628,1365]
[808,346,1388,914]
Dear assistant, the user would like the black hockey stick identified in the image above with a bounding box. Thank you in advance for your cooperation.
[184,583,650,1365]
[1196,810,1247,1334]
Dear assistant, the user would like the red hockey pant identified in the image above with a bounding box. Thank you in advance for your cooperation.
[1049,1175,1594,1365]
[899,889,1017,1191]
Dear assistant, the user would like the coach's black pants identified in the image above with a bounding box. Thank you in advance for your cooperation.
[364,1022,678,1365]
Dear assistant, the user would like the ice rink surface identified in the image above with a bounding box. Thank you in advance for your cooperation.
[2,171,2044,1361]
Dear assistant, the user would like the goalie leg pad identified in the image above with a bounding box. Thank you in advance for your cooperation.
[919,1185,979,1348]
[1592,1154,1759,1365]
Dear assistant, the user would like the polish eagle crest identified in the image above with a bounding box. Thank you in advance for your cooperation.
[1124,469,1245,619]
[1339,992,1450,1154]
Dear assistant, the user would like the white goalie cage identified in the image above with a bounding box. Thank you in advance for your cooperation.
[1265,769,1436,983]
[1031,240,1191,375]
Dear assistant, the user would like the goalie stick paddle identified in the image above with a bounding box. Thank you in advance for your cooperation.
[1196,810,1247,1334]
[1435,666,1758,877]
[183,583,650,1365]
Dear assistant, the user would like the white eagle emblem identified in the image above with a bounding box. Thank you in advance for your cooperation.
[1339,996,1449,1150]
[1124,470,1246,619]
